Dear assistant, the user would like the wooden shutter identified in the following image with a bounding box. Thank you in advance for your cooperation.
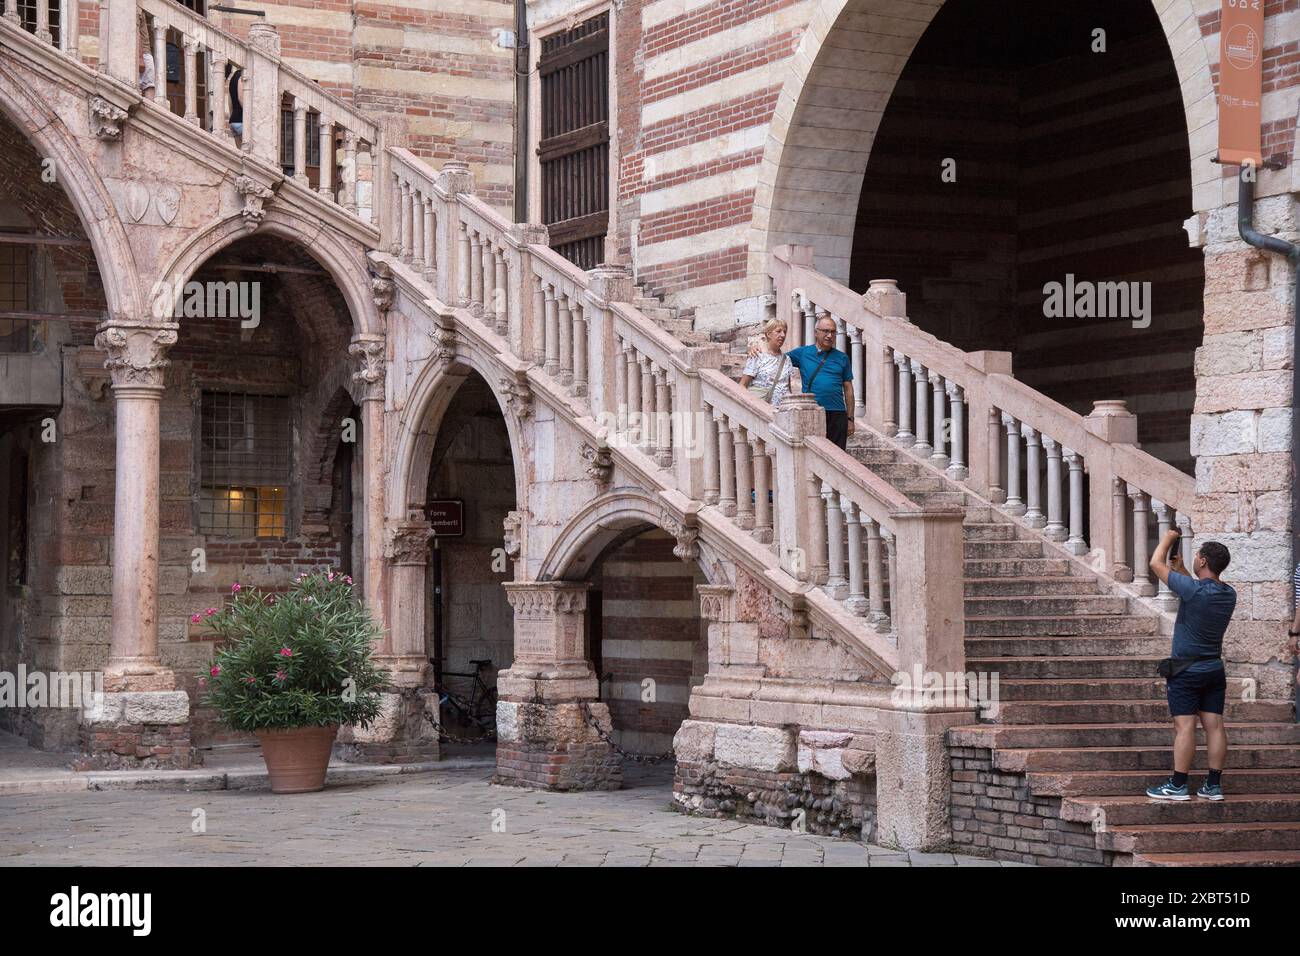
[537,12,609,270]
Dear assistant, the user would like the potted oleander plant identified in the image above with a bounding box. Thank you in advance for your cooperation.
[195,570,385,793]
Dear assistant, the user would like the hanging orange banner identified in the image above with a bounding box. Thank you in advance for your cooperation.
[1218,0,1265,166]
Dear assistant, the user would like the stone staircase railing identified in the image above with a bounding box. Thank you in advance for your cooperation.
[381,153,968,682]
[3,0,380,227]
[771,245,1197,608]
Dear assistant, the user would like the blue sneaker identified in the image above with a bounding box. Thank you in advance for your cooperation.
[1145,778,1190,801]
[1196,783,1224,801]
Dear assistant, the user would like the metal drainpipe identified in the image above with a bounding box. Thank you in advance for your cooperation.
[513,0,529,224]
[1237,169,1300,717]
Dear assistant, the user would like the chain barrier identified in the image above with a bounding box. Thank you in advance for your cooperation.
[422,708,496,745]
[579,702,675,765]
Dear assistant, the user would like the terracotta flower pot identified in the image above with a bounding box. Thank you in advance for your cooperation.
[255,725,339,794]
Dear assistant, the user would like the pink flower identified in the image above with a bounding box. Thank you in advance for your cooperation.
[231,583,242,593]
[204,607,217,617]
[197,677,207,689]
[274,670,287,682]
[243,676,256,685]
[279,647,293,657]
[343,576,352,585]
[328,571,335,582]
[191,613,201,623]
[210,665,221,677]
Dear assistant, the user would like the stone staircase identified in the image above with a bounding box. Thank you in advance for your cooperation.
[848,429,1300,866]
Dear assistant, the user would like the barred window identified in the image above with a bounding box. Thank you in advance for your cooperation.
[199,392,291,538]
[0,245,30,353]
[16,0,61,46]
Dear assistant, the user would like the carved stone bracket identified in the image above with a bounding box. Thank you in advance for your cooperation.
[579,440,613,485]
[696,584,735,624]
[503,581,589,619]
[371,259,396,315]
[502,510,526,560]
[660,510,699,562]
[384,520,434,566]
[430,320,456,364]
[349,334,386,403]
[89,97,128,140]
[500,373,532,421]
[94,318,179,389]
[234,175,274,225]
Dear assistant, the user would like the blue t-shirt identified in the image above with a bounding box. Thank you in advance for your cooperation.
[786,345,853,412]
[1167,570,1235,674]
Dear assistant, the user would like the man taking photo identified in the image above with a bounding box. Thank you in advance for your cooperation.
[1145,530,1236,801]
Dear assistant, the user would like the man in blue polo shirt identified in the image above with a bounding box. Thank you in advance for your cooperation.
[787,316,854,448]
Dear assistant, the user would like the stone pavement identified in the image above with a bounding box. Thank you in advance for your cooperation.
[0,761,1032,867]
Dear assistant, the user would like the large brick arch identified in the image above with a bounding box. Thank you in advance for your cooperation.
[747,0,1217,282]
[0,56,143,320]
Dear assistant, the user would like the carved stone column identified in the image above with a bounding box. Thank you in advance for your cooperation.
[349,334,388,638]
[95,318,178,690]
[79,319,196,771]
[494,582,620,791]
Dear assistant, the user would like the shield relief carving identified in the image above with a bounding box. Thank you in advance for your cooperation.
[155,185,181,225]
[124,183,149,223]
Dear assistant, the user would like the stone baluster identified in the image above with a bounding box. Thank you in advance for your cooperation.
[1063,448,1087,554]
[945,382,968,480]
[479,237,495,325]
[572,302,588,396]
[35,0,51,42]
[543,287,560,375]
[732,425,753,528]
[850,328,865,418]
[912,359,931,457]
[844,500,867,615]
[865,518,888,629]
[4,0,20,24]
[1022,426,1044,528]
[152,25,167,106]
[639,357,656,452]
[1002,414,1025,516]
[292,102,308,184]
[752,437,771,543]
[494,249,509,336]
[1129,485,1154,596]
[470,231,486,310]
[987,407,1005,503]
[895,353,914,445]
[557,294,573,384]
[655,369,672,466]
[531,278,546,366]
[1175,513,1192,565]
[880,527,897,635]
[806,473,828,585]
[833,315,846,355]
[1042,436,1066,542]
[823,484,847,599]
[767,449,778,542]
[212,54,231,143]
[183,38,200,124]
[929,370,947,469]
[626,348,642,444]
[398,180,413,263]
[410,188,425,271]
[702,404,720,504]
[422,198,436,276]
[800,293,814,346]
[317,114,334,199]
[342,133,359,213]
[1153,500,1177,610]
[1111,477,1133,581]
[717,416,737,516]
[456,221,471,307]
[614,340,629,434]
[881,348,898,437]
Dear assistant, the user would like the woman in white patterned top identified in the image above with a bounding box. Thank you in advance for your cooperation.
[739,318,793,407]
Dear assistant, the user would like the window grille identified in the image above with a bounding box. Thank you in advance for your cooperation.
[199,392,292,538]
[0,245,30,353]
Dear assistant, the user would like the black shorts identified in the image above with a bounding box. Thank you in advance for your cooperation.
[1166,664,1227,716]
[825,411,848,449]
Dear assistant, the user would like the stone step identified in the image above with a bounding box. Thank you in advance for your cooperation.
[964,614,1160,637]
[953,721,1300,750]
[1061,793,1300,827]
[965,635,1169,657]
[991,743,1300,772]
[967,655,1164,678]
[964,505,999,523]
[964,576,1102,597]
[1024,766,1300,797]
[964,595,1130,618]
[1122,849,1300,867]
[964,541,1049,560]
[962,523,1021,542]
[964,558,1076,577]
[994,677,1252,702]
[997,698,1291,726]
[1102,821,1300,856]
[907,491,968,507]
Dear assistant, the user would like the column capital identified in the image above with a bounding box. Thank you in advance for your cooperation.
[94,319,178,391]
[384,520,434,565]
[349,333,387,401]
